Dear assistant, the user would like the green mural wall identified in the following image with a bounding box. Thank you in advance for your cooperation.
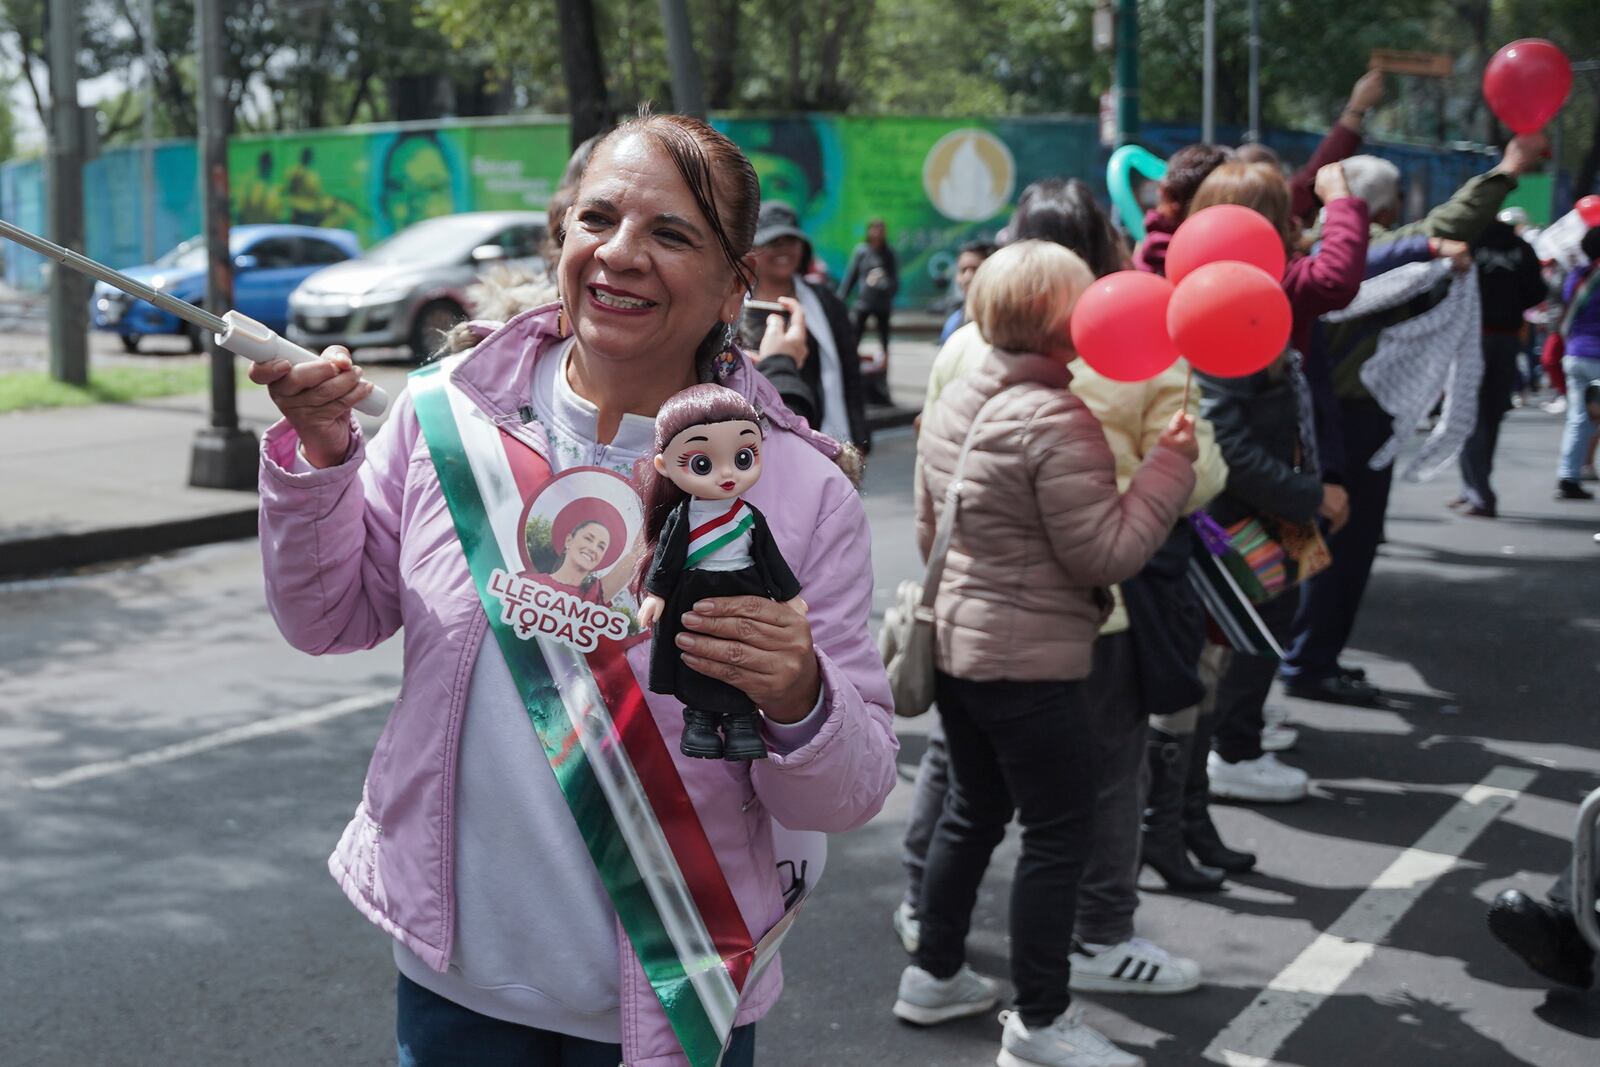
[223,114,1098,306]
[3,112,1497,303]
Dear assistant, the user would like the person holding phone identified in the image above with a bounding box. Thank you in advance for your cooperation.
[747,201,871,454]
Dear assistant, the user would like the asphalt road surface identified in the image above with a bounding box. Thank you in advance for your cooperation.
[3,409,1598,1066]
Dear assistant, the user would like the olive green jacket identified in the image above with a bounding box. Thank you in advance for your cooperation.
[1329,170,1517,399]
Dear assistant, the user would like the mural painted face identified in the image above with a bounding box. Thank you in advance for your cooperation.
[654,420,762,501]
[559,134,744,378]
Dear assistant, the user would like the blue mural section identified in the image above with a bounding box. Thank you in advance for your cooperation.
[3,141,199,291]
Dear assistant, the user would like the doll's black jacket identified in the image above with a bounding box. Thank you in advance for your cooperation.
[643,498,803,694]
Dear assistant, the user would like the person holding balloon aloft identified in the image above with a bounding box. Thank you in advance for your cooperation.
[896,240,1196,1067]
[1277,129,1551,708]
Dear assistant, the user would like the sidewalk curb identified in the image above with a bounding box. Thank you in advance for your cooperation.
[2,403,918,581]
[0,508,259,580]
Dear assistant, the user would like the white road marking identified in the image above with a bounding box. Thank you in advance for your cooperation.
[1204,765,1537,1065]
[28,688,396,791]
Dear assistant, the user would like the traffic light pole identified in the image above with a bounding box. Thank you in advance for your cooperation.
[188,0,258,490]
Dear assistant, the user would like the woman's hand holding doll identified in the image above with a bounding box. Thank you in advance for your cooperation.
[675,594,818,724]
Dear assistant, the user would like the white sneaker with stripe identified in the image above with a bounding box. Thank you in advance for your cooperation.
[1068,937,1201,995]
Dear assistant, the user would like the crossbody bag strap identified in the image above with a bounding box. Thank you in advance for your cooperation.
[918,389,1014,611]
[1559,264,1600,339]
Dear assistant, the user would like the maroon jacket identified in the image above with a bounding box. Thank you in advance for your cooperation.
[1134,209,1179,276]
[1284,196,1369,356]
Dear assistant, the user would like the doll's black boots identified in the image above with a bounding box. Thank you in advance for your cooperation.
[680,709,768,762]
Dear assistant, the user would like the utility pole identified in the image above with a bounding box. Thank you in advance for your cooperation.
[1202,0,1216,144]
[1115,0,1140,143]
[657,0,707,118]
[188,0,257,490]
[46,0,88,386]
[1246,0,1261,143]
[141,0,157,262]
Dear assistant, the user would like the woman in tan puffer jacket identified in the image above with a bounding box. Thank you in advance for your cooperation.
[894,239,1197,1065]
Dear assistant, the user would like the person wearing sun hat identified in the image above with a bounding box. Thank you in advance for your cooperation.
[747,200,872,454]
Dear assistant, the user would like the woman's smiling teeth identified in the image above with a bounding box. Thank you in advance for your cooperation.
[590,287,657,311]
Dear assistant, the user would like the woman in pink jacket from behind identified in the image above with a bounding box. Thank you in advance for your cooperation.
[894,240,1197,1067]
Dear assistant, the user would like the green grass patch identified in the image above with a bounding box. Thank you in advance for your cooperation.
[0,364,215,413]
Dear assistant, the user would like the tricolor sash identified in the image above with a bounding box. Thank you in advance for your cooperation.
[686,500,755,567]
[410,361,804,1065]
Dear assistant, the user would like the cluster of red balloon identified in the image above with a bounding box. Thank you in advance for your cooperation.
[1071,205,1292,383]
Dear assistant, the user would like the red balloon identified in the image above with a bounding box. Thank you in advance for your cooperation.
[1069,271,1181,382]
[1578,195,1600,229]
[1483,39,1572,134]
[1167,262,1292,378]
[1165,204,1287,286]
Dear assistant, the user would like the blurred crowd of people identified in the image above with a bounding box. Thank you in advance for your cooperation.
[881,70,1597,1067]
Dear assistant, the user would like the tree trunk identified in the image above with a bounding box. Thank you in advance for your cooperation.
[554,0,613,149]
[703,0,739,109]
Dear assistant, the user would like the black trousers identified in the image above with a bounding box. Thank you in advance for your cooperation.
[852,305,892,355]
[1213,588,1301,763]
[1459,333,1522,511]
[915,670,1094,1027]
[1282,399,1393,684]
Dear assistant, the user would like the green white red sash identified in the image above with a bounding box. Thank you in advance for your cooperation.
[410,360,796,1066]
[686,500,755,568]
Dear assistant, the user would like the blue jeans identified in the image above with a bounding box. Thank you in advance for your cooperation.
[1558,355,1600,480]
[397,973,757,1067]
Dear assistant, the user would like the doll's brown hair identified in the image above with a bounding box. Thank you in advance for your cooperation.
[639,385,764,552]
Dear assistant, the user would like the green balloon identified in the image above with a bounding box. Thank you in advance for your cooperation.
[1107,145,1168,241]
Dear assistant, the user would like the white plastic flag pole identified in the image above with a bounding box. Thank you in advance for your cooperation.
[0,217,389,417]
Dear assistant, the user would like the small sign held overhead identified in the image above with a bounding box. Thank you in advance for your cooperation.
[1369,49,1453,78]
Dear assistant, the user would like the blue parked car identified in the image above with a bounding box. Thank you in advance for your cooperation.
[91,224,361,353]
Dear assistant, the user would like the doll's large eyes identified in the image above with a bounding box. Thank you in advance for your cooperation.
[734,448,755,471]
[689,454,713,476]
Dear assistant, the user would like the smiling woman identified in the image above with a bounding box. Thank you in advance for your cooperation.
[249,109,896,1067]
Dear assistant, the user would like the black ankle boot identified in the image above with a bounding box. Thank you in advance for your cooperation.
[1142,729,1227,892]
[721,712,768,761]
[680,710,725,759]
[1181,728,1257,873]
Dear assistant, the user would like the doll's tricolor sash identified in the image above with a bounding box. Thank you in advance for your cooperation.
[410,361,793,1067]
[686,500,755,567]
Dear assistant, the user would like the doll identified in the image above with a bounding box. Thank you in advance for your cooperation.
[636,384,804,760]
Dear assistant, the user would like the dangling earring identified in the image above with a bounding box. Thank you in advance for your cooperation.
[557,300,570,338]
[714,319,740,380]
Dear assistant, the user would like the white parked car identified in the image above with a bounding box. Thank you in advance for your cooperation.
[287,210,546,360]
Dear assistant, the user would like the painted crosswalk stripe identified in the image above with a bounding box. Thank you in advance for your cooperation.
[28,689,396,791]
[1204,765,1537,1065]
